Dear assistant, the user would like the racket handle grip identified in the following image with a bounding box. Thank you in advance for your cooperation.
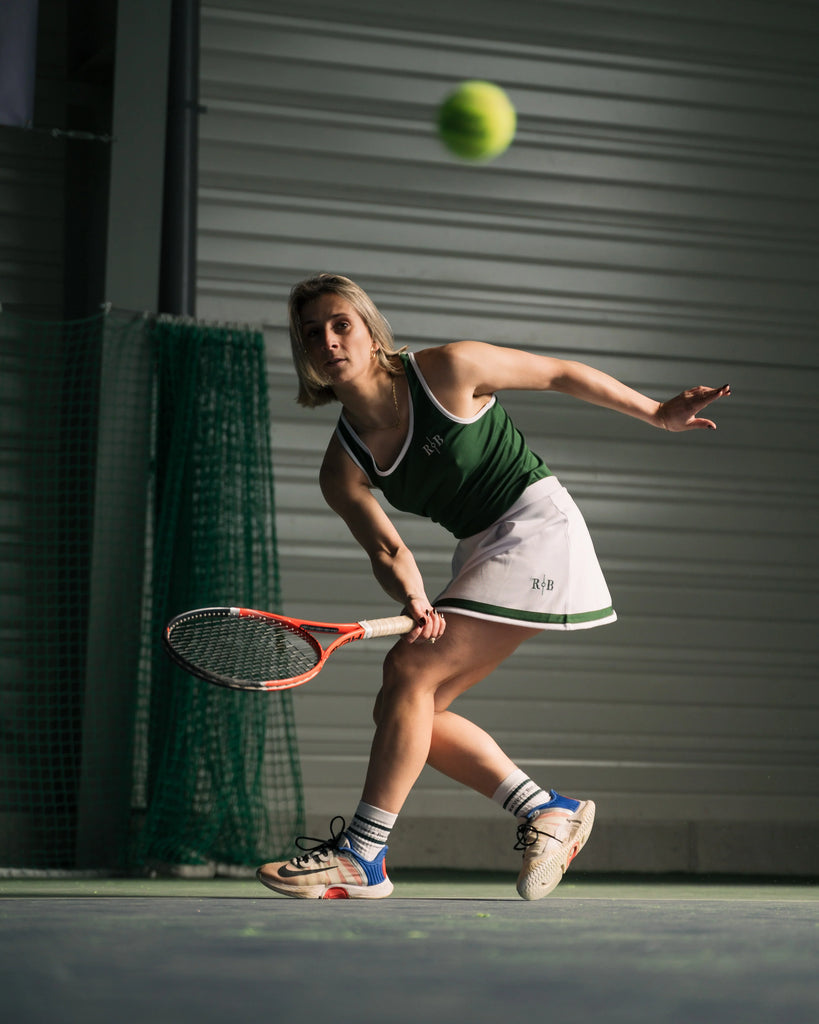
[360,615,416,639]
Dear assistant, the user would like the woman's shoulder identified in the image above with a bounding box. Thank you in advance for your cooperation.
[412,342,499,415]
[412,340,486,378]
[414,340,505,388]
[319,431,372,502]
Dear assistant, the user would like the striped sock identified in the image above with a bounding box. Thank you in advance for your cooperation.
[344,801,397,860]
[492,769,552,821]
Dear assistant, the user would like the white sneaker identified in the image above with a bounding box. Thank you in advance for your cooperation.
[514,791,595,900]
[256,817,393,900]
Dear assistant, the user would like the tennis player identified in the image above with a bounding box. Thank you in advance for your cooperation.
[257,273,730,900]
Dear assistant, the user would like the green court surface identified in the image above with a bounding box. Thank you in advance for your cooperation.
[3,873,817,1024]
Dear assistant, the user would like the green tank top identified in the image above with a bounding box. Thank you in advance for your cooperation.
[335,352,550,538]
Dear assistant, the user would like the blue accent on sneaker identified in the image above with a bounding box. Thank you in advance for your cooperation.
[528,790,581,816]
[338,839,389,886]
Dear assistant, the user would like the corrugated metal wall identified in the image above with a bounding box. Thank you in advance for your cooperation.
[196,0,819,873]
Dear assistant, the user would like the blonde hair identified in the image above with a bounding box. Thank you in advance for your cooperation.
[288,274,404,408]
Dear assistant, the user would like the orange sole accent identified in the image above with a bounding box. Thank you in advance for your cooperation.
[322,887,350,899]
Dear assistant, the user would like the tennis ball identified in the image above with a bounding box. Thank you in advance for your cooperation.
[436,80,517,162]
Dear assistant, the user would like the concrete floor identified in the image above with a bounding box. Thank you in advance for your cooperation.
[3,873,818,1024]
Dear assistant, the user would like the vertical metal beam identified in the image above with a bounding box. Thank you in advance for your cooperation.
[103,0,172,312]
[77,0,172,870]
[159,0,200,317]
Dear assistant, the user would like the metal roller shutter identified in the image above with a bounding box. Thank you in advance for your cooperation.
[196,0,819,874]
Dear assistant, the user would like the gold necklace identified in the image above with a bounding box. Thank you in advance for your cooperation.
[388,376,400,428]
[372,376,400,430]
[348,376,401,432]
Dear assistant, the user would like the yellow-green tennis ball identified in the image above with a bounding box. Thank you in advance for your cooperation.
[437,80,517,162]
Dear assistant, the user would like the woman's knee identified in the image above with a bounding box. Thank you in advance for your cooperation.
[378,645,435,706]
[381,643,412,691]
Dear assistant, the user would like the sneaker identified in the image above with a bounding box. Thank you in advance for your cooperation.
[256,817,394,900]
[514,791,595,900]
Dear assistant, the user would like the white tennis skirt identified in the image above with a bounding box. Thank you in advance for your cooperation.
[434,475,617,631]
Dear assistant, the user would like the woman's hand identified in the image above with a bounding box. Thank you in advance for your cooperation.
[403,595,447,645]
[656,384,731,432]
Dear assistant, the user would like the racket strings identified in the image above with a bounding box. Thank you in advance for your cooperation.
[168,614,321,686]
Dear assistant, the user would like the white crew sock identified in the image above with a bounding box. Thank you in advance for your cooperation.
[492,769,553,820]
[344,801,397,860]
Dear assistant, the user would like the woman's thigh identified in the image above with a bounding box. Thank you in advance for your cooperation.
[380,611,540,712]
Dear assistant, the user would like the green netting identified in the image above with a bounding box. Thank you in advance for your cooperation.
[0,308,303,875]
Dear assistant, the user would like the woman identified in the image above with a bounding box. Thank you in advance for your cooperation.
[257,273,730,900]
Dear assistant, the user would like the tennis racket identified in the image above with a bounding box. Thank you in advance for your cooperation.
[163,606,415,691]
